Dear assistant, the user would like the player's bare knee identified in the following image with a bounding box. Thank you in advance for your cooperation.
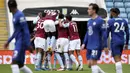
[114,55,121,62]
[76,50,80,56]
[18,64,24,68]
[91,60,97,66]
[37,48,42,53]
[69,51,74,55]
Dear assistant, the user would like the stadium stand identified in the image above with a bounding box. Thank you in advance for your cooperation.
[0,0,8,50]
[105,0,130,21]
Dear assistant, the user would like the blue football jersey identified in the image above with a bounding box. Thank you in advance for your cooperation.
[7,10,31,47]
[107,17,129,45]
[83,16,107,50]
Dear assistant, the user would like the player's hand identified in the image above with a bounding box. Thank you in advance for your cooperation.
[124,45,128,50]
[4,42,9,49]
[38,12,42,18]
[59,19,63,27]
[104,48,109,55]
[81,44,85,50]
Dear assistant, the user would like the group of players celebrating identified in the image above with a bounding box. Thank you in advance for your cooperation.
[33,9,83,71]
[4,0,129,73]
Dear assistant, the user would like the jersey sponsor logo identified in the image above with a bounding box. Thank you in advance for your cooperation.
[20,17,26,23]
[44,9,60,14]
[70,9,79,15]
[88,26,93,35]
[102,24,106,29]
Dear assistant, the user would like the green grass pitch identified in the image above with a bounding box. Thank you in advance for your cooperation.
[0,64,130,73]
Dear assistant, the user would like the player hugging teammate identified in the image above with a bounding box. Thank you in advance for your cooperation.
[33,11,83,71]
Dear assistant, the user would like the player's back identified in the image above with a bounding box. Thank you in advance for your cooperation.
[57,24,69,38]
[69,21,79,40]
[108,18,128,44]
[35,18,46,38]
[13,10,30,46]
[45,11,58,21]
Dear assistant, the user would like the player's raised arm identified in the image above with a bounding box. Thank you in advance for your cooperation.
[60,22,69,28]
[33,12,42,24]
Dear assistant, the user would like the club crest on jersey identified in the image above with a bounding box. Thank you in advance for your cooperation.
[13,18,15,22]
[93,22,96,26]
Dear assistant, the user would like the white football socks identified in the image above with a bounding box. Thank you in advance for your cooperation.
[55,53,64,68]
[50,36,55,48]
[69,59,73,69]
[20,65,33,73]
[53,53,57,69]
[42,58,47,68]
[91,65,105,73]
[70,54,79,67]
[97,65,105,73]
[47,37,51,48]
[47,54,52,69]
[35,52,41,68]
[11,64,20,73]
[91,65,99,73]
[64,53,70,69]
[115,62,122,73]
[78,55,83,68]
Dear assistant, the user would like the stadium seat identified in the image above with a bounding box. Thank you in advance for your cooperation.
[119,8,126,13]
[124,2,130,8]
[107,8,111,12]
[106,0,113,2]
[106,2,114,7]
[128,24,130,28]
[120,13,127,18]
[124,0,130,2]
[115,2,124,7]
[128,20,130,24]
[128,13,130,19]
[114,0,122,1]
[124,18,128,22]
[126,8,130,13]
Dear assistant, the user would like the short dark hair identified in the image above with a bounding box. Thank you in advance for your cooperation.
[110,8,120,15]
[42,12,46,17]
[89,3,99,13]
[65,14,72,21]
[8,0,17,8]
[58,13,64,19]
